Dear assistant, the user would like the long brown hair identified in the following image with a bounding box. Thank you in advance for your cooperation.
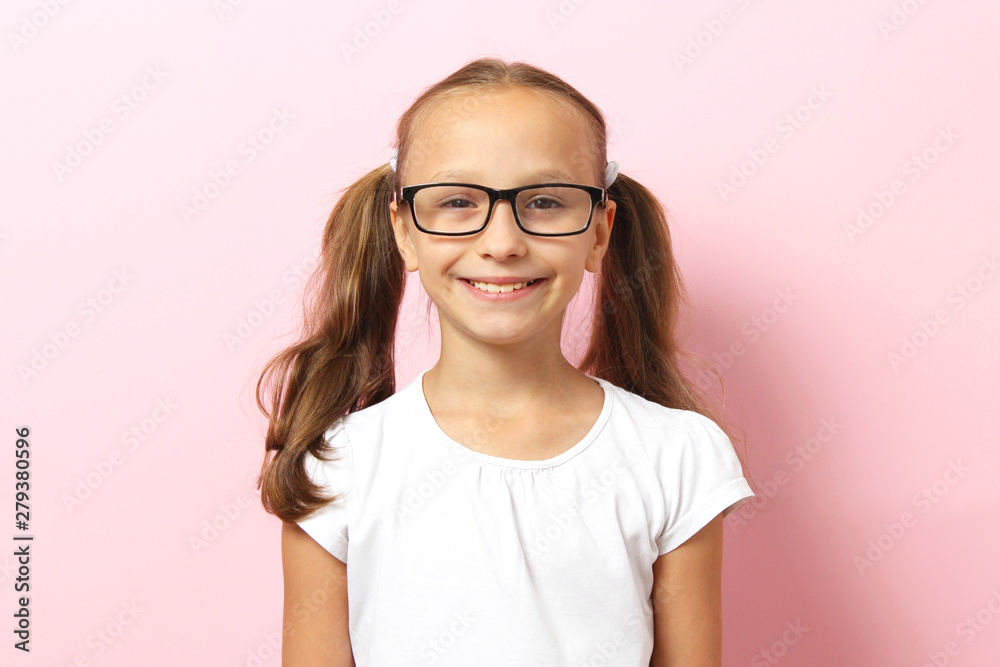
[256,57,754,522]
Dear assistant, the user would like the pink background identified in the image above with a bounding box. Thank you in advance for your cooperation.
[3,1,999,665]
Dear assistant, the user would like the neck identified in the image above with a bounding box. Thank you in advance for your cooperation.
[425,316,589,413]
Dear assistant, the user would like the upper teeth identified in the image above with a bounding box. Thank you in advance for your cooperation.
[469,279,535,293]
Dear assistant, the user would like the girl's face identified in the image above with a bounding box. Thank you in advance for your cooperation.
[390,87,616,351]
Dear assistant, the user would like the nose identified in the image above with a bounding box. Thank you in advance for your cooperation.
[477,199,527,259]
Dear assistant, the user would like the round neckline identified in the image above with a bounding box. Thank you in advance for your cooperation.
[412,367,614,470]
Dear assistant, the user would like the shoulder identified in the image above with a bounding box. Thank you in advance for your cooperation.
[600,379,726,444]
[320,377,417,448]
[307,376,420,481]
[597,380,741,490]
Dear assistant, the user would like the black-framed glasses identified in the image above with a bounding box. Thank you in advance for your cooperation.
[397,182,607,237]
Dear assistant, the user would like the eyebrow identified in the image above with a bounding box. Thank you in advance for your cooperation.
[429,168,579,183]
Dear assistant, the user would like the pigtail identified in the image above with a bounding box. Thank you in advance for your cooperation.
[581,172,749,475]
[581,173,687,400]
[256,163,404,522]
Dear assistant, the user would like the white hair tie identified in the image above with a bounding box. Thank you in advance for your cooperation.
[390,148,618,189]
[605,160,619,188]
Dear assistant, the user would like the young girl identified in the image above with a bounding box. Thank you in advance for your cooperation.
[257,57,755,666]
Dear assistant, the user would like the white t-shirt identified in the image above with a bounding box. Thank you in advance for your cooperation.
[297,368,754,666]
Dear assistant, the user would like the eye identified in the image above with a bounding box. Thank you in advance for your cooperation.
[525,195,565,210]
[440,196,477,209]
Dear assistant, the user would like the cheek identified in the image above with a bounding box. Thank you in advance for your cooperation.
[541,249,588,293]
[558,242,594,272]
[412,241,463,279]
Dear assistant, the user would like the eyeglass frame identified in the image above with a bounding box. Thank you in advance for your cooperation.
[395,182,609,237]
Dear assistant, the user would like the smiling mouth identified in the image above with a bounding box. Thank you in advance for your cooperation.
[464,279,538,294]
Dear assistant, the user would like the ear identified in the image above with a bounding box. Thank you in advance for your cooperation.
[585,199,615,273]
[390,199,419,272]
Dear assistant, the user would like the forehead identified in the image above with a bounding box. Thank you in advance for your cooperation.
[405,87,599,185]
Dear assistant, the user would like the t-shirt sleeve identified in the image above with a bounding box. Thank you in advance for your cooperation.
[295,423,355,563]
[654,411,754,556]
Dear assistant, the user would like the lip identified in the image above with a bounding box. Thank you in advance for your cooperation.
[460,277,544,299]
[461,276,541,283]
